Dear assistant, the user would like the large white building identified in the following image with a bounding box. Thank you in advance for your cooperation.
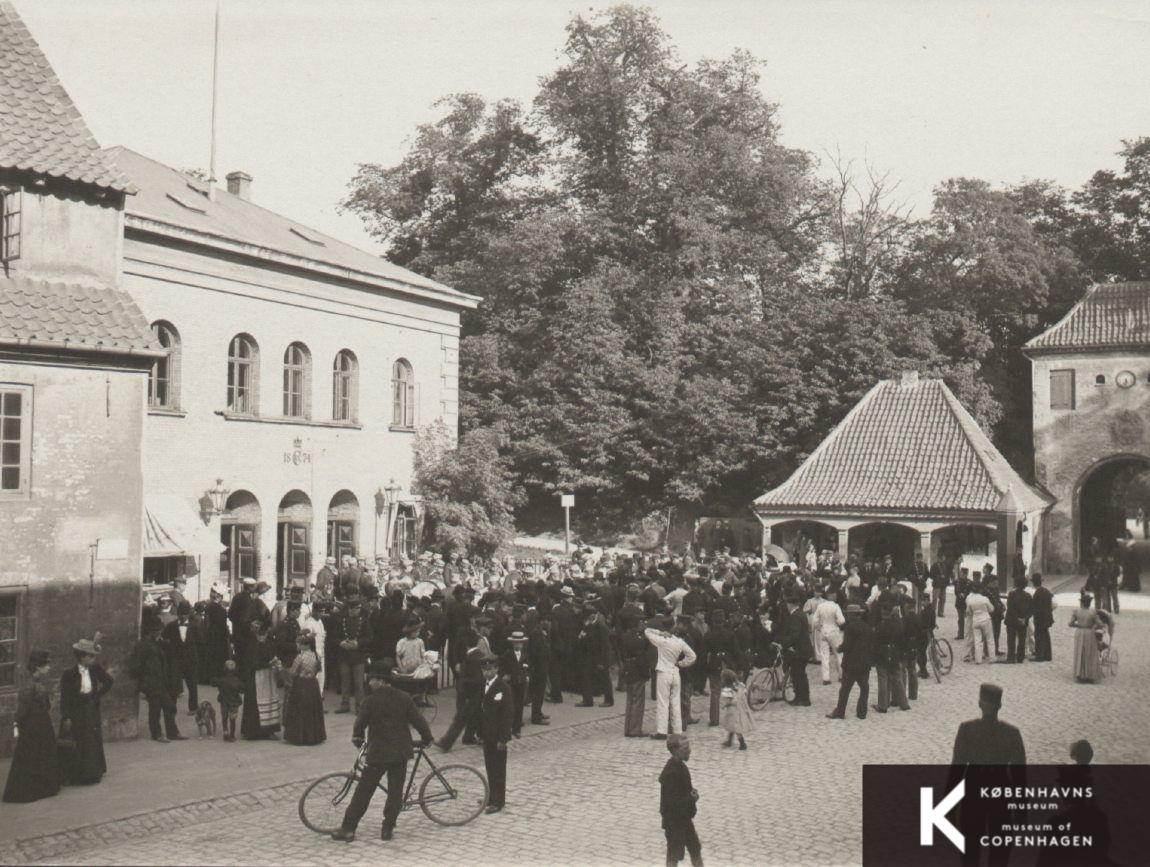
[110,148,479,600]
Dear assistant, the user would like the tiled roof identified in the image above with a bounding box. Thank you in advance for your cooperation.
[0,2,134,193]
[107,147,479,309]
[0,275,162,356]
[1026,282,1150,352]
[755,376,1051,514]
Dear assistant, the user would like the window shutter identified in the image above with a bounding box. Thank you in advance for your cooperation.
[1050,370,1075,410]
[413,382,421,426]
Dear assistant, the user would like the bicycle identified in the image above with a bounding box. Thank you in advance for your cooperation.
[746,643,794,710]
[298,745,488,833]
[928,628,953,683]
[390,672,439,724]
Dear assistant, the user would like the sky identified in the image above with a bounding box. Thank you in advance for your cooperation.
[15,0,1150,255]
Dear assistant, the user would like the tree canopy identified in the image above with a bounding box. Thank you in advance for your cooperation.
[346,5,1146,540]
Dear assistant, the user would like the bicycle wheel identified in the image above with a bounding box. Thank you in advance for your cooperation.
[298,772,355,834]
[781,672,795,704]
[928,644,942,684]
[419,763,489,826]
[935,639,953,675]
[746,669,774,710]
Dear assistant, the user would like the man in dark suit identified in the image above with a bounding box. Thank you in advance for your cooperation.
[161,601,201,714]
[1030,574,1054,661]
[479,653,515,814]
[949,683,1027,867]
[1005,577,1033,663]
[131,624,187,742]
[827,604,873,719]
[780,594,811,706]
[499,630,530,737]
[525,614,551,726]
[331,659,433,843]
[438,640,485,751]
[576,606,614,707]
[702,610,742,726]
[872,602,909,713]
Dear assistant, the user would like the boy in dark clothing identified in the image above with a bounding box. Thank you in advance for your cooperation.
[212,659,244,741]
[659,734,703,867]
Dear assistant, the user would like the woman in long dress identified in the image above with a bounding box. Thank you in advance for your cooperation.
[283,633,326,746]
[59,637,113,784]
[240,620,281,740]
[3,651,61,803]
[1069,593,1103,683]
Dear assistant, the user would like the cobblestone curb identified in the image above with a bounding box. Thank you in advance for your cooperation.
[2,705,632,866]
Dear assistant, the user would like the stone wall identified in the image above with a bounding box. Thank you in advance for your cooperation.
[0,358,147,756]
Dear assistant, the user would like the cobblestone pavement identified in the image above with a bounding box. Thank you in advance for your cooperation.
[30,610,1150,866]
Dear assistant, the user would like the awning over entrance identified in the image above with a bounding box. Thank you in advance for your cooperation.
[144,495,223,557]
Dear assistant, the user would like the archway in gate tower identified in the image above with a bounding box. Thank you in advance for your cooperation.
[1077,455,1150,567]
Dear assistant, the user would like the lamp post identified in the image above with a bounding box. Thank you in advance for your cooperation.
[380,479,401,558]
[199,478,229,523]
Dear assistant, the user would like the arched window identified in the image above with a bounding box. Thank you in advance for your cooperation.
[148,321,180,409]
[332,350,358,422]
[392,359,415,428]
[283,342,311,418]
[227,334,259,415]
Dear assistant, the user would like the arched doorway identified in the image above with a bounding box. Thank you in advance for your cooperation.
[220,490,260,594]
[848,522,918,575]
[934,523,996,581]
[276,490,312,598]
[770,520,838,564]
[327,490,359,564]
[1078,455,1150,567]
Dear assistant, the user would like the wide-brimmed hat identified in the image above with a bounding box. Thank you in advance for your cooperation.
[72,638,101,655]
[560,586,575,598]
[255,580,271,591]
[403,618,422,632]
[242,577,257,586]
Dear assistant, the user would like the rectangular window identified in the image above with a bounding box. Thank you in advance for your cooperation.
[1050,369,1075,410]
[0,592,20,690]
[228,359,250,413]
[143,556,187,586]
[0,386,31,495]
[392,380,415,427]
[283,367,304,417]
[1,187,21,263]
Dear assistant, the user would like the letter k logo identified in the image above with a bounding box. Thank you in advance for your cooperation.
[920,779,964,853]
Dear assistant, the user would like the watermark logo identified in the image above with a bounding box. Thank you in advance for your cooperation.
[920,780,964,853]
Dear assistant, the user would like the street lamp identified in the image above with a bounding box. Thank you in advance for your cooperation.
[199,478,230,523]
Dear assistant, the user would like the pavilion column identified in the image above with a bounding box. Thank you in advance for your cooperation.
[760,523,772,555]
[919,531,932,568]
[997,487,1023,591]
[837,528,850,560]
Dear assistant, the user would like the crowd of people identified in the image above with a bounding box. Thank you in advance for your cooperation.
[0,540,1124,822]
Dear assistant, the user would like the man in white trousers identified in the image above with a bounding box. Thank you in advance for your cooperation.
[644,616,696,740]
[813,585,846,685]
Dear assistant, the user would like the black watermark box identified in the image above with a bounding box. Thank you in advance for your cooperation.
[862,764,1150,866]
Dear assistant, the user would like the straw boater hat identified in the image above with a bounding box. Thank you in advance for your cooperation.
[72,637,101,655]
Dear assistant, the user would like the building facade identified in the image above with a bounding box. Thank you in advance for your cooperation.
[0,1,160,754]
[1027,281,1150,573]
[110,149,479,601]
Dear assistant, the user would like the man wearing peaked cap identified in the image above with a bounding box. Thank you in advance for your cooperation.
[948,682,1027,864]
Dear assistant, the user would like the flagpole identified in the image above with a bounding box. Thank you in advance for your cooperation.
[208,0,220,200]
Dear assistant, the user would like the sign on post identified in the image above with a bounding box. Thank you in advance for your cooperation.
[560,494,574,553]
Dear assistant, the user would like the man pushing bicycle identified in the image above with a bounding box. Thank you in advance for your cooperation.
[331,658,434,843]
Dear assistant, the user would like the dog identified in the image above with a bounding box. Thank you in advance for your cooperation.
[194,701,217,737]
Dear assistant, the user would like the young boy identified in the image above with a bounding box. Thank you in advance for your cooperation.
[659,734,703,867]
[212,659,244,742]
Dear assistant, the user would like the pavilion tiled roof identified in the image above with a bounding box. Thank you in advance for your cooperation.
[0,2,134,194]
[755,375,1051,515]
[0,275,162,356]
[1026,282,1150,352]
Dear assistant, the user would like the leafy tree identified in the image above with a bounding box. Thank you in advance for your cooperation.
[1072,137,1150,281]
[411,422,522,558]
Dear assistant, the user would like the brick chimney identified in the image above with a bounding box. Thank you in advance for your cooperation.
[900,370,920,388]
[226,171,252,201]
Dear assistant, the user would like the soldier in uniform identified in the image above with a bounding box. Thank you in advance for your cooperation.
[953,569,971,640]
[1030,574,1054,662]
[949,683,1027,867]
